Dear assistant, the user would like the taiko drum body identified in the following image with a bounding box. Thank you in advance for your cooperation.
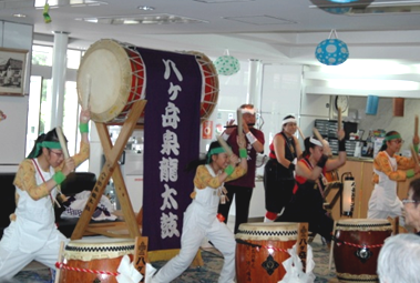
[333,218,392,283]
[235,222,298,283]
[58,238,135,283]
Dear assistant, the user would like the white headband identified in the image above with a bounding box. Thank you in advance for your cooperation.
[241,108,256,115]
[282,118,297,125]
[310,137,323,147]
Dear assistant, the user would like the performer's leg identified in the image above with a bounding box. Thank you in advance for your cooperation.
[207,219,236,283]
[152,220,205,283]
[0,246,34,280]
[234,186,253,234]
[35,231,68,269]
[217,184,235,224]
[263,161,282,222]
[368,209,390,220]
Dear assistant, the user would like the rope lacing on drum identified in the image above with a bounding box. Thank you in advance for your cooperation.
[55,262,119,276]
[332,235,384,249]
[236,239,290,254]
[238,230,298,237]
[65,245,135,253]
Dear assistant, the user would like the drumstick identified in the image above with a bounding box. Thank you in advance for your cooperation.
[54,241,65,283]
[56,126,70,160]
[313,127,331,156]
[82,74,91,110]
[216,135,233,156]
[237,108,243,138]
[411,144,419,165]
[337,107,342,131]
[328,220,337,271]
[415,115,419,137]
[297,126,305,140]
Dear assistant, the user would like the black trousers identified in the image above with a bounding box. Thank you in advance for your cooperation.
[217,184,253,234]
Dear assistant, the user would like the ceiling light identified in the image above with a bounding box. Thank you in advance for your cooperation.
[194,0,254,3]
[138,5,155,11]
[75,14,208,25]
[13,13,27,18]
[34,0,107,9]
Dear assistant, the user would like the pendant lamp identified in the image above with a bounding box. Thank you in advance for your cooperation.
[213,50,240,76]
[310,0,374,15]
[393,98,405,117]
[365,95,379,115]
[315,30,349,66]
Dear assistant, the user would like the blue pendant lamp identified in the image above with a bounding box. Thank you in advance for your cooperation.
[365,95,379,115]
[315,30,349,66]
[310,0,373,15]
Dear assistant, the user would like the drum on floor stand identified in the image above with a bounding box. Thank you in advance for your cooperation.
[333,218,392,283]
[58,237,135,283]
[77,39,219,124]
[235,222,298,283]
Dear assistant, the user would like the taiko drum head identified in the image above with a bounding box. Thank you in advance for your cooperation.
[77,39,145,123]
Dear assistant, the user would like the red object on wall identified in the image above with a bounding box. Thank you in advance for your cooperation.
[202,120,213,139]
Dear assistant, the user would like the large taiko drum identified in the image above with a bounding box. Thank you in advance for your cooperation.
[77,39,219,124]
[333,218,392,283]
[184,51,219,123]
[235,222,298,283]
[58,238,135,283]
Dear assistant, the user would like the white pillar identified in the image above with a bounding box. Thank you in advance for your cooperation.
[246,59,263,111]
[50,31,69,129]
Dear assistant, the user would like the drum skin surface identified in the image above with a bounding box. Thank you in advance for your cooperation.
[333,218,392,283]
[235,222,298,283]
[59,238,135,283]
[77,39,145,123]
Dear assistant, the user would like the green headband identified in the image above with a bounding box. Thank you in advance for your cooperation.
[382,134,402,145]
[384,134,402,141]
[206,147,228,163]
[27,141,61,159]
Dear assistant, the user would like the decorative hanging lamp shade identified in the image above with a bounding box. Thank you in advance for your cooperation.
[310,0,373,15]
[213,53,240,76]
[365,95,379,115]
[393,98,405,117]
[315,30,349,66]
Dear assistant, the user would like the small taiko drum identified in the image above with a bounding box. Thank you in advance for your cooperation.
[58,237,135,283]
[235,222,298,283]
[333,218,392,283]
[77,39,219,124]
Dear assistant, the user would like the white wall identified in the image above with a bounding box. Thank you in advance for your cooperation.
[0,21,33,173]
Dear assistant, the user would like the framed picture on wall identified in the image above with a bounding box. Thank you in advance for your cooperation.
[0,47,28,96]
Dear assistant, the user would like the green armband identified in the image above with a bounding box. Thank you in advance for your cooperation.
[79,123,89,133]
[415,144,419,154]
[239,148,247,158]
[407,169,415,178]
[224,165,235,176]
[52,171,66,185]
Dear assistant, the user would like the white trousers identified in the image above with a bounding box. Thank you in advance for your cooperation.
[152,215,236,283]
[368,209,405,227]
[0,226,67,280]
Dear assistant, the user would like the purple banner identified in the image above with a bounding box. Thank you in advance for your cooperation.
[138,47,202,251]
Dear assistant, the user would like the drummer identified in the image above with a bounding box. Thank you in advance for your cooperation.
[277,129,346,244]
[0,109,90,281]
[367,131,420,225]
[151,137,248,283]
